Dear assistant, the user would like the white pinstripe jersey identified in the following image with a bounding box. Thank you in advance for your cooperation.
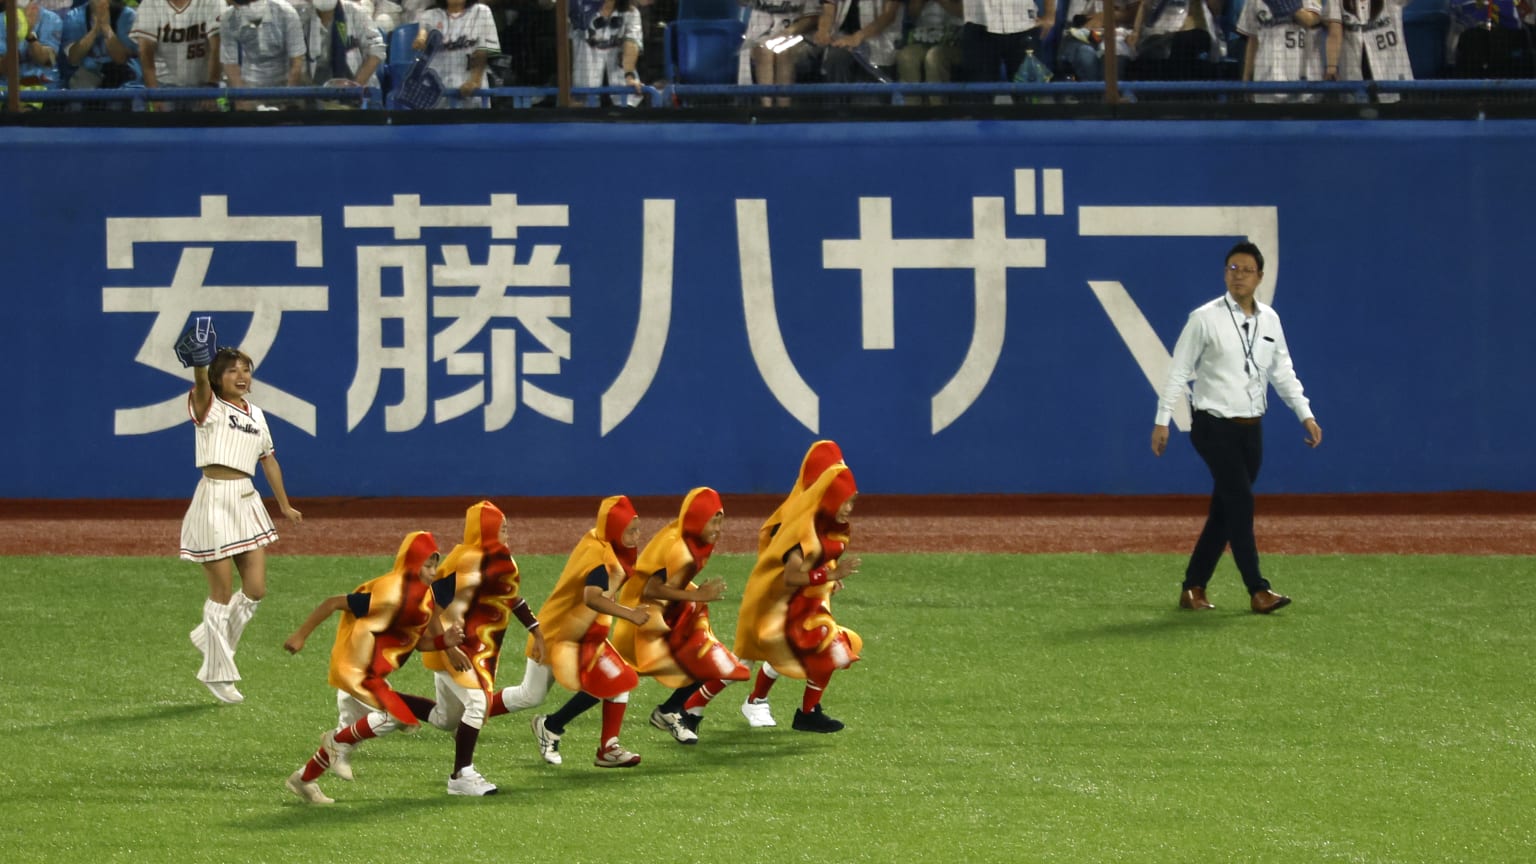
[416,5,500,89]
[190,394,275,476]
[1238,0,1327,85]
[131,0,224,88]
[1323,0,1412,83]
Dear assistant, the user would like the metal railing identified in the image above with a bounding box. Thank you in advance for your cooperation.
[7,79,1536,115]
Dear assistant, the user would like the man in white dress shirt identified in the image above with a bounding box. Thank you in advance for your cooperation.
[1152,242,1323,614]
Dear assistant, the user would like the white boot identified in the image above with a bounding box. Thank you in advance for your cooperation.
[226,591,261,652]
[196,599,242,703]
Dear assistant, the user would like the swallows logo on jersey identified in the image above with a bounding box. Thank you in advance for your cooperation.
[227,413,260,435]
[442,35,480,51]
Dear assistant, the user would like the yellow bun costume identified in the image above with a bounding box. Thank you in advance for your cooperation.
[422,501,525,692]
[527,496,641,699]
[327,531,443,726]
[735,465,862,680]
[613,487,749,689]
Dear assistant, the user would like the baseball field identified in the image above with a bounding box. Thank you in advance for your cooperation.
[1,493,1532,863]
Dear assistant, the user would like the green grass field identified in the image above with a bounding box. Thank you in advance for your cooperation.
[2,552,1533,863]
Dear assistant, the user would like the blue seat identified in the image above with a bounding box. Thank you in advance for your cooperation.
[666,19,746,85]
[677,0,742,20]
[387,22,421,97]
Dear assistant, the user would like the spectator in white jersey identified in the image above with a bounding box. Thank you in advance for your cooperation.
[1238,0,1329,102]
[61,0,141,100]
[1323,0,1411,102]
[177,332,304,706]
[220,0,307,109]
[412,0,500,106]
[568,0,644,107]
[955,0,1055,87]
[303,0,386,92]
[132,0,224,111]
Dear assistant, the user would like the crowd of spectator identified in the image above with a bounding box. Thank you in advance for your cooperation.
[1,0,1532,108]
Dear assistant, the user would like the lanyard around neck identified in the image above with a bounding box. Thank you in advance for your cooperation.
[1225,300,1258,374]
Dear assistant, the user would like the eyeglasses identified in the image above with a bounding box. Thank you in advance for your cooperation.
[1226,264,1259,274]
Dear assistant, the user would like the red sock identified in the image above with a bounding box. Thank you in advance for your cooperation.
[801,679,828,713]
[333,716,380,746]
[600,699,626,744]
[300,749,330,782]
[749,667,777,701]
[684,679,726,712]
[488,691,509,718]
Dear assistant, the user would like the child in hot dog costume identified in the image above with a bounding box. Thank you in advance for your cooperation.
[281,531,462,804]
[417,500,545,796]
[736,462,862,733]
[524,496,651,768]
[611,487,749,745]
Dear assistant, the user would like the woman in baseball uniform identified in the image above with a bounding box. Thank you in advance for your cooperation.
[181,344,303,705]
[735,461,862,733]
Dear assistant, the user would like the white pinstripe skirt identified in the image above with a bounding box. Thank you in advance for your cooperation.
[179,476,278,563]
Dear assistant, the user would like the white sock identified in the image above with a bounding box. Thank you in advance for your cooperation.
[196,599,241,684]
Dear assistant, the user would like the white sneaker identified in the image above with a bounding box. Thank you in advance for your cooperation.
[203,681,244,704]
[531,715,563,765]
[649,706,699,745]
[427,703,454,732]
[741,697,775,727]
[322,731,354,781]
[594,738,642,768]
[446,764,499,796]
[285,770,334,805]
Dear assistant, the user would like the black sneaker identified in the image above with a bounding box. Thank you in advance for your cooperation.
[791,705,845,733]
[680,712,703,735]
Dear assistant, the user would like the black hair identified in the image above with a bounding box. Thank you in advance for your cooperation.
[1225,241,1264,273]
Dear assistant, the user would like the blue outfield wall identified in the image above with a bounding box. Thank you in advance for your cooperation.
[2,120,1532,499]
